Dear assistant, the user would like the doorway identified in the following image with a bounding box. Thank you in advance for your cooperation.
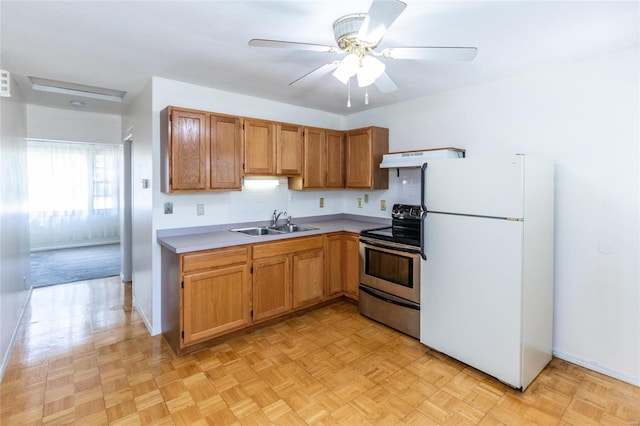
[27,139,122,286]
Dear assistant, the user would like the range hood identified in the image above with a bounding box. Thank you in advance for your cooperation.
[380,148,465,169]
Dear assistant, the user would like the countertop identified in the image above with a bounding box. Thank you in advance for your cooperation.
[157,215,389,254]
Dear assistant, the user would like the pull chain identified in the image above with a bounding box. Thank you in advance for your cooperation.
[347,79,351,108]
[365,86,369,105]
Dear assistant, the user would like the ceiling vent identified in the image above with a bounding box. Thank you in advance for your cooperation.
[28,76,126,102]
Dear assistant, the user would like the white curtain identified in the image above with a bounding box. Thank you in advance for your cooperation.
[27,140,121,250]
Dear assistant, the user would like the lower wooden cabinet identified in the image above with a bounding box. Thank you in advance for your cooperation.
[326,233,344,297]
[252,236,325,322]
[160,245,252,352]
[325,232,360,300]
[183,263,251,345]
[162,233,355,355]
[252,255,291,322]
[293,249,324,308]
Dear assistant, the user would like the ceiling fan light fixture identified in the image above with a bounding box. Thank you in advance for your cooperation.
[357,55,385,87]
[333,53,359,84]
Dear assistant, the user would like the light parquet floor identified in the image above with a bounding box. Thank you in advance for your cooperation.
[1,277,639,425]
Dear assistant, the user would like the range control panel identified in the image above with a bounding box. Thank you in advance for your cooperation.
[391,204,423,221]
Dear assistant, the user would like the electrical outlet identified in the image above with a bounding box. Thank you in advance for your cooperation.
[319,197,324,208]
[380,200,387,211]
[164,202,173,214]
[197,204,204,216]
[357,198,363,208]
[364,194,369,203]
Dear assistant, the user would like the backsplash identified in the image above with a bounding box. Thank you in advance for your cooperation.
[155,168,423,230]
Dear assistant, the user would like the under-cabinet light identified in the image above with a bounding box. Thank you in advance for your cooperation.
[243,178,280,190]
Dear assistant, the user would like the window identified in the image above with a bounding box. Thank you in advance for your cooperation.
[27,140,121,250]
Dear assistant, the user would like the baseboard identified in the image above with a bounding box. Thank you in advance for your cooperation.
[131,292,157,336]
[553,349,640,387]
[0,287,33,381]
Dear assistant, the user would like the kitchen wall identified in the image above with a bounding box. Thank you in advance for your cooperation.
[27,105,121,144]
[346,47,640,385]
[122,77,350,334]
[0,74,31,378]
[122,80,155,332]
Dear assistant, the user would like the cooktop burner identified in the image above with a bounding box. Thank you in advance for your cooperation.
[360,204,422,247]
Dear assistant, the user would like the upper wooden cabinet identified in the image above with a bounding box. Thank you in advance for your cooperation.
[276,123,303,176]
[289,128,344,190]
[345,126,389,189]
[161,107,242,193]
[162,106,387,190]
[162,107,209,192]
[243,118,276,175]
[210,114,242,190]
[243,119,303,176]
[326,130,345,188]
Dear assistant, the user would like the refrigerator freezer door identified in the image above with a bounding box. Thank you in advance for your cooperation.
[423,155,524,218]
[420,213,524,388]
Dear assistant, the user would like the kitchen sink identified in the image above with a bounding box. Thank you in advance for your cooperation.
[230,227,284,237]
[273,224,318,233]
[230,224,318,237]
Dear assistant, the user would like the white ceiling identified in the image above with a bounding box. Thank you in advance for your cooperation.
[1,1,638,116]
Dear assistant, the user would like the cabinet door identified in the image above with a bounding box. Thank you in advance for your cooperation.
[253,256,291,322]
[301,127,325,188]
[325,234,343,296]
[343,233,360,299]
[345,127,388,189]
[169,109,209,191]
[210,114,242,190]
[182,264,251,345]
[345,128,373,188]
[244,119,276,175]
[276,123,303,176]
[292,249,324,308]
[326,131,344,188]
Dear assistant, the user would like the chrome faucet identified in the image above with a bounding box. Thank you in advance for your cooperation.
[271,210,287,227]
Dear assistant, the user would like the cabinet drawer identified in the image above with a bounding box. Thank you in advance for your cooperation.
[252,236,323,260]
[182,246,249,274]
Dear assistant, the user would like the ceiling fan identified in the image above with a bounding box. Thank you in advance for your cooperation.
[248,0,477,102]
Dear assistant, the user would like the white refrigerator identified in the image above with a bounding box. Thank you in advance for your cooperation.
[419,154,554,390]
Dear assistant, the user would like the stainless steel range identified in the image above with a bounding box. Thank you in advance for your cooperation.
[359,204,422,338]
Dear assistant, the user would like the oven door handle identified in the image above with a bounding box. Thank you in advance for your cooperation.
[359,285,420,310]
[359,237,421,255]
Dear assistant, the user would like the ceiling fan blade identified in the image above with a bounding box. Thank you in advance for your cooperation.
[381,46,478,61]
[289,61,340,86]
[249,39,339,54]
[374,71,398,93]
[357,0,407,46]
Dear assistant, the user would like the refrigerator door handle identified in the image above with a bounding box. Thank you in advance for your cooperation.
[420,162,428,260]
[420,163,428,212]
[420,212,427,260]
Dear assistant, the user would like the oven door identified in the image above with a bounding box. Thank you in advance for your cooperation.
[359,236,421,303]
